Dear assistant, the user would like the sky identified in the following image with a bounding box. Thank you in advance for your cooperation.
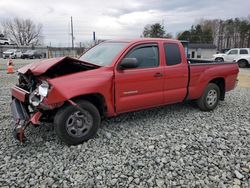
[0,0,250,47]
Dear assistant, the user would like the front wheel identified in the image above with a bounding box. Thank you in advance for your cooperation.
[54,100,100,145]
[197,83,220,111]
[215,57,224,62]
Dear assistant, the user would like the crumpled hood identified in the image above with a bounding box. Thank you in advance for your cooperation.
[18,56,99,76]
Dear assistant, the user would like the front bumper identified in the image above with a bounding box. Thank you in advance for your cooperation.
[11,97,43,125]
[12,86,29,102]
[3,54,14,58]
[11,98,29,121]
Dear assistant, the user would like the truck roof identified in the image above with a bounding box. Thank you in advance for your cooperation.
[106,38,179,44]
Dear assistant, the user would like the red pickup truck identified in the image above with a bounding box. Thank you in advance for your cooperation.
[11,38,239,145]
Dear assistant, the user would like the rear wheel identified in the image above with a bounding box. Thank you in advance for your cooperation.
[197,83,220,111]
[238,60,247,68]
[54,100,100,145]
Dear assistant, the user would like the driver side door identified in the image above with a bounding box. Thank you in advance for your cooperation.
[114,43,164,113]
[225,49,239,62]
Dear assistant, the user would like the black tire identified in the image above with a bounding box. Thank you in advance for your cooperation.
[215,57,224,62]
[4,42,9,45]
[54,100,101,145]
[238,60,247,68]
[197,83,220,111]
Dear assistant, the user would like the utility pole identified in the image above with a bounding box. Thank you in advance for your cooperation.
[70,16,74,49]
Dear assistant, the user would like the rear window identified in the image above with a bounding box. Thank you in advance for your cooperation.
[240,49,248,54]
[164,43,182,66]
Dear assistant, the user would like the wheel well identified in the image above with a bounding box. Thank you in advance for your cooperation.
[215,57,224,60]
[237,59,248,63]
[71,93,107,118]
[209,78,225,100]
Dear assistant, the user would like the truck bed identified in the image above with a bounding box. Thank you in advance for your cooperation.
[187,61,239,100]
[188,58,236,65]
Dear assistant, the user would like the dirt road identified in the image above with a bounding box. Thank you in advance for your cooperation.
[238,69,250,88]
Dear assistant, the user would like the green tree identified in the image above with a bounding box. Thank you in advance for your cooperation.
[143,23,166,38]
[178,24,213,43]
[177,30,190,41]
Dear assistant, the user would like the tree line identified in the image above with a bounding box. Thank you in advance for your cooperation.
[143,16,250,50]
[177,16,250,50]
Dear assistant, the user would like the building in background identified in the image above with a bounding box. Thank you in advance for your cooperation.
[189,43,217,59]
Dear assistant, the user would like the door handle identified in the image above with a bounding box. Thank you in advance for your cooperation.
[153,72,163,77]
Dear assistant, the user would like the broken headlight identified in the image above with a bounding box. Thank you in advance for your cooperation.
[38,81,49,97]
[29,81,50,107]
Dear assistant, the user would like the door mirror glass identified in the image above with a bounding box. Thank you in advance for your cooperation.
[119,58,138,70]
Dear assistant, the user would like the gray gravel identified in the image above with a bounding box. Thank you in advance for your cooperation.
[0,59,250,187]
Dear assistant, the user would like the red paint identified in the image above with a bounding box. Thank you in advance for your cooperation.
[30,112,42,125]
[15,38,239,117]
[11,86,29,102]
[18,56,100,75]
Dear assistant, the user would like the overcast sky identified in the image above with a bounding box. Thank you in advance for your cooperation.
[0,0,249,46]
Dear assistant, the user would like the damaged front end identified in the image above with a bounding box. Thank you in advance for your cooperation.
[11,56,99,143]
[11,73,56,143]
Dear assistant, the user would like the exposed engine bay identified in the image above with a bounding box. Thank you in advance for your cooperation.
[17,58,98,107]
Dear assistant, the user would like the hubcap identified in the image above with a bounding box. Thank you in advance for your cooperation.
[66,110,93,138]
[206,89,217,107]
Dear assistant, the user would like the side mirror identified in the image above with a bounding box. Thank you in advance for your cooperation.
[119,58,138,70]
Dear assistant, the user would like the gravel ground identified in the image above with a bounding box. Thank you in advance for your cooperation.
[0,59,249,187]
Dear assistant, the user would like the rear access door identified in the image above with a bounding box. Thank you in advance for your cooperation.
[162,42,189,104]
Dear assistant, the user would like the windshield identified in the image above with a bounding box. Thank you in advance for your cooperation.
[79,42,127,66]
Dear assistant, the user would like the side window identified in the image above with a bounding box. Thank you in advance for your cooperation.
[164,43,182,66]
[240,49,248,54]
[125,44,159,68]
[228,50,238,55]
